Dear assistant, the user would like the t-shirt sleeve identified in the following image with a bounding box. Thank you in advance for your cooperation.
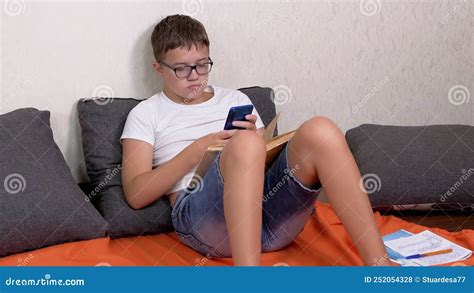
[120,105,155,146]
[238,93,265,129]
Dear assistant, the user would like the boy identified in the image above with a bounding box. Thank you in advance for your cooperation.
[120,14,394,266]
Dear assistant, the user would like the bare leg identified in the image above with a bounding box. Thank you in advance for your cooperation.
[287,117,391,266]
[219,130,266,266]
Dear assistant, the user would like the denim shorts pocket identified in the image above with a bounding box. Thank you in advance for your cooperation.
[175,231,224,258]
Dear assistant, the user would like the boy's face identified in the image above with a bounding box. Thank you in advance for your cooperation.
[153,45,210,101]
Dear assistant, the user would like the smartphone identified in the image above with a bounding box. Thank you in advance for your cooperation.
[223,104,254,130]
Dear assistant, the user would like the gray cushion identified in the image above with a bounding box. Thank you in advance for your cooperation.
[77,86,277,238]
[346,124,474,212]
[0,108,108,257]
[77,98,173,238]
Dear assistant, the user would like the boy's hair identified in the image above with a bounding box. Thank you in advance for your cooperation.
[151,14,210,62]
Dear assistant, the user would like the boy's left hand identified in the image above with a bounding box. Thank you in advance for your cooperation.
[232,114,257,131]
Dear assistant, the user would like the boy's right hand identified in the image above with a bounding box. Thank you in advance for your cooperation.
[190,130,238,164]
[202,129,238,148]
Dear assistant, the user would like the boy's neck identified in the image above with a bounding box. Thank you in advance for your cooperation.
[163,86,214,105]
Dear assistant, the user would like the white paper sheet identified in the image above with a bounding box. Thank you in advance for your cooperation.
[384,230,472,266]
[411,231,472,266]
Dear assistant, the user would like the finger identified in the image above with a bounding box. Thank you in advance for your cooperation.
[232,121,256,130]
[219,135,235,145]
[219,130,234,138]
[245,114,257,123]
[223,129,238,137]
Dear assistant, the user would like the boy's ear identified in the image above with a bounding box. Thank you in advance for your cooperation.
[152,62,165,76]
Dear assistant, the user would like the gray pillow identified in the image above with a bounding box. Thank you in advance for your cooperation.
[77,98,174,238]
[346,124,474,212]
[0,108,108,257]
[77,86,278,238]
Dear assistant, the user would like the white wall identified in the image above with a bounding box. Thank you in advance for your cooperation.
[1,0,472,183]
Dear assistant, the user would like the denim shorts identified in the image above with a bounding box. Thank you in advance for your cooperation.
[171,141,322,258]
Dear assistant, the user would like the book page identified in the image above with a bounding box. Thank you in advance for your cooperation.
[384,230,472,266]
[384,233,451,257]
[263,112,280,143]
[383,230,414,260]
[411,231,472,266]
[383,230,420,266]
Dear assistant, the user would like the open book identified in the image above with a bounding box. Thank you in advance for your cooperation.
[383,229,472,266]
[189,112,296,185]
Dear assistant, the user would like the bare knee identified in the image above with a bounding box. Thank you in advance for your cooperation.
[296,116,345,149]
[219,130,266,179]
[224,130,266,158]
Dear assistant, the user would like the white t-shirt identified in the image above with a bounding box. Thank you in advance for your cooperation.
[120,85,265,194]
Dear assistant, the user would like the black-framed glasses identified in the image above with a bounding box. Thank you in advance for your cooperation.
[159,57,214,79]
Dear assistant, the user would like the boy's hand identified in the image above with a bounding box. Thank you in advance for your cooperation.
[198,129,238,149]
[231,114,257,131]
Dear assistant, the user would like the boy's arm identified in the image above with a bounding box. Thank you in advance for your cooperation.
[256,127,265,137]
[121,138,206,209]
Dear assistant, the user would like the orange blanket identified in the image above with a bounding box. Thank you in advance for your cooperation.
[1,202,472,266]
